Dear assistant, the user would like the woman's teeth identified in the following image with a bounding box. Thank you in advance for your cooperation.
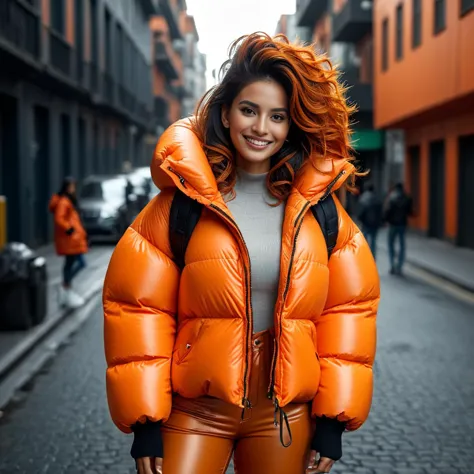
[245,137,271,146]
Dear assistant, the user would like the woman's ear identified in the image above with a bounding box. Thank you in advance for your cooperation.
[221,106,230,129]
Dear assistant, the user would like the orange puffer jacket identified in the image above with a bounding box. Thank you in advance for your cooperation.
[49,194,88,256]
[103,119,379,435]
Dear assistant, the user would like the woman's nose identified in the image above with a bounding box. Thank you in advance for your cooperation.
[251,117,268,136]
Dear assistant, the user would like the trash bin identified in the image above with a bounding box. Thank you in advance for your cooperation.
[0,243,48,330]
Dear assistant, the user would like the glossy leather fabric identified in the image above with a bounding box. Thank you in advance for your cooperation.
[161,330,314,474]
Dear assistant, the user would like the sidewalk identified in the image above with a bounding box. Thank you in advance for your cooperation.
[377,227,474,293]
[0,245,113,384]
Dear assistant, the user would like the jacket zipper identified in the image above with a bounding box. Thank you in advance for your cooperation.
[320,170,346,202]
[267,201,310,400]
[167,165,253,408]
[167,166,187,188]
[267,169,347,401]
[210,204,253,409]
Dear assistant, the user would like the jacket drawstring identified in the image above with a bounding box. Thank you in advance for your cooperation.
[273,397,292,448]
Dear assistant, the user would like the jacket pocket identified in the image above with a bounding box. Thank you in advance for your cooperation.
[173,319,205,365]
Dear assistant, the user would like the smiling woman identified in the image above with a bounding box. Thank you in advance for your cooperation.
[192,33,357,202]
[103,32,380,474]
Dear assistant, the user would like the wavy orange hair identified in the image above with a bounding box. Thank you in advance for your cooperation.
[192,32,357,202]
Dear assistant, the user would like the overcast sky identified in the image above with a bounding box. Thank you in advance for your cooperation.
[186,0,296,87]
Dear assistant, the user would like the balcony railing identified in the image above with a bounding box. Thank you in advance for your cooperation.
[332,0,373,43]
[296,0,329,28]
[155,40,179,81]
[0,0,40,60]
[158,0,182,40]
[49,28,72,77]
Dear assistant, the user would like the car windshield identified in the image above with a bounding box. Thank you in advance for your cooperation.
[80,179,125,202]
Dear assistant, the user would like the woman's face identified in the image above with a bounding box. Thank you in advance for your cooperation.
[222,79,290,174]
[67,181,76,195]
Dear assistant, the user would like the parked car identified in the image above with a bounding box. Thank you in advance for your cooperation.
[78,175,139,243]
[127,167,160,210]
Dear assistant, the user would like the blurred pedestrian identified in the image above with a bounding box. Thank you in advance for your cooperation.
[48,177,87,309]
[384,182,413,275]
[103,33,379,474]
[358,184,383,259]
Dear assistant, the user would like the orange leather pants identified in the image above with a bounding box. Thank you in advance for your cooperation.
[161,330,314,474]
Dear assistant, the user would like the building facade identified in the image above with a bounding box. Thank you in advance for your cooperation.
[292,0,384,214]
[374,0,474,249]
[151,0,206,134]
[181,15,207,118]
[0,0,157,248]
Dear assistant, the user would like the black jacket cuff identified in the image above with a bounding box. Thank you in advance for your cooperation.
[311,416,345,461]
[130,421,163,460]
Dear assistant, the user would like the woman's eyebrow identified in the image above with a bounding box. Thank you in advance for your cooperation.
[238,100,288,114]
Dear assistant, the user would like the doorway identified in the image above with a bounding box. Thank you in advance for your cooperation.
[77,117,86,181]
[60,113,71,177]
[408,145,421,216]
[33,106,50,247]
[428,140,445,239]
[0,94,20,241]
[458,135,474,249]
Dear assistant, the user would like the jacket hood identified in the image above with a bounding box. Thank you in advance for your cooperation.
[49,194,60,213]
[151,118,354,204]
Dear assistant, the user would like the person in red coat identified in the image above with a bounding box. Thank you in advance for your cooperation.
[49,177,88,309]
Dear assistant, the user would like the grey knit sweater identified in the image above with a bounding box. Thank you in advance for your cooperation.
[227,169,285,333]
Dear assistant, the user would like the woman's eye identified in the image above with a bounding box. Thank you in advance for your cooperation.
[273,114,286,122]
[242,107,255,115]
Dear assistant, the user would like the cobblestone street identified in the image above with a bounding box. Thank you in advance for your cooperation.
[0,255,473,474]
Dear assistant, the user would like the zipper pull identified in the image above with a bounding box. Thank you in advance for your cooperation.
[242,397,252,409]
[167,166,187,188]
[273,397,279,426]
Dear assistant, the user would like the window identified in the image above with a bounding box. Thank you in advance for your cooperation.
[461,0,474,16]
[412,0,422,47]
[104,8,112,72]
[90,0,98,63]
[116,24,124,84]
[382,18,389,71]
[409,145,421,216]
[50,0,65,35]
[434,0,446,34]
[396,4,404,60]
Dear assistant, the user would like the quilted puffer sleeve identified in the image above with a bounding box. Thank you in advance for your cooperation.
[312,195,379,431]
[103,188,179,433]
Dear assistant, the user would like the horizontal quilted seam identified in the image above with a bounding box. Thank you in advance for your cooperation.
[107,354,170,368]
[184,256,240,267]
[319,355,373,368]
[103,299,175,318]
[293,258,327,268]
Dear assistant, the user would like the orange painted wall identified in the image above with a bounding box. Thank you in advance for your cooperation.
[66,0,74,45]
[405,112,474,238]
[374,1,474,128]
[41,0,50,25]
